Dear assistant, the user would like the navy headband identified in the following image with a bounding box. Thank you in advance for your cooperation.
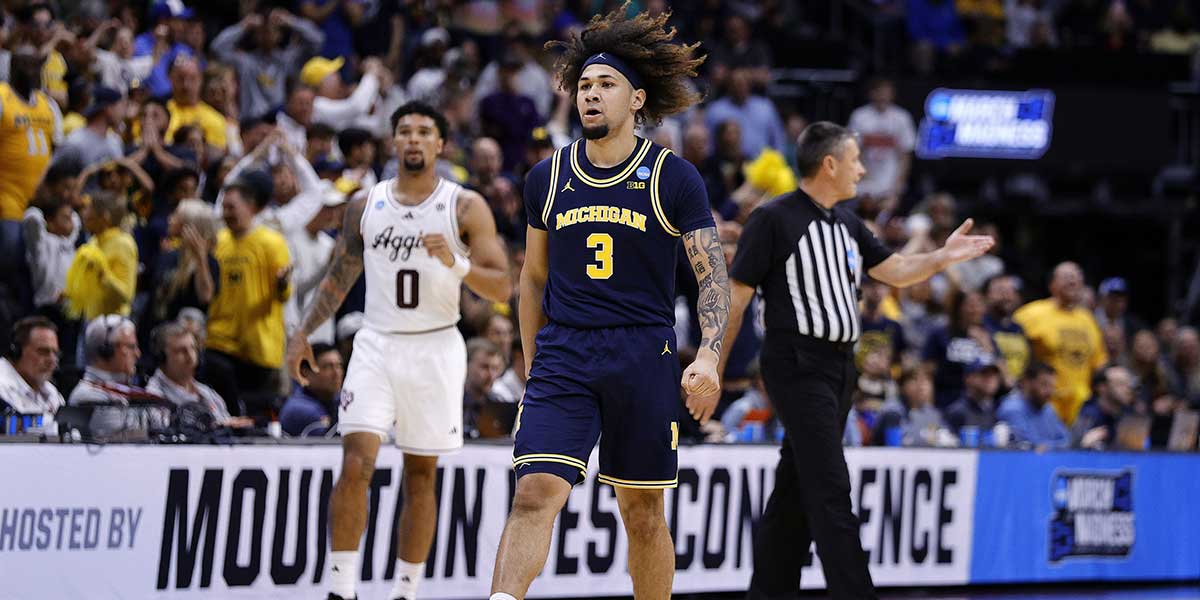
[581,52,643,90]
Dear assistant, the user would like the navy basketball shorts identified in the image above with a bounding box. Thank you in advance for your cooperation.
[513,322,682,489]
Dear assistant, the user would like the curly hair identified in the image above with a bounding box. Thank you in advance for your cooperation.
[547,3,705,125]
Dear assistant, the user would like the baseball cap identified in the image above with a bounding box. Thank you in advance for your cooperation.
[300,57,344,88]
[529,126,553,149]
[1099,277,1129,297]
[83,86,122,119]
[965,357,1002,376]
[224,170,274,208]
[150,0,194,21]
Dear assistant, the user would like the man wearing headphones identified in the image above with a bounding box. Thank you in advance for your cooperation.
[146,321,254,429]
[0,316,65,416]
[67,315,170,439]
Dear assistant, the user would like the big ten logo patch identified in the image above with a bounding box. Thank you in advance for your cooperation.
[1049,469,1134,562]
[626,181,646,190]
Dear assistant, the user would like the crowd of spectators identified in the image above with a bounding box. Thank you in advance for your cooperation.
[0,0,1196,451]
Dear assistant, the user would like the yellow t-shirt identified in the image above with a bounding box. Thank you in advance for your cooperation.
[41,51,67,99]
[0,83,62,220]
[166,99,228,150]
[63,227,138,320]
[1013,298,1108,425]
[207,227,292,368]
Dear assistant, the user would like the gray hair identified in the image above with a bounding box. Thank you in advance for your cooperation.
[83,315,135,364]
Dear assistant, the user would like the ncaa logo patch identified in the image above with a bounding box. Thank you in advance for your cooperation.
[375,200,385,210]
[339,389,355,410]
[636,166,651,180]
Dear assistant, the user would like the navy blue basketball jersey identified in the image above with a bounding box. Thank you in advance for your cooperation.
[524,137,714,329]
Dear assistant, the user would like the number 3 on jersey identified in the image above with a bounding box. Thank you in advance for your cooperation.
[586,233,613,280]
[396,269,419,308]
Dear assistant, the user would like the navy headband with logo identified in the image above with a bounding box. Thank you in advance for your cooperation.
[581,52,644,90]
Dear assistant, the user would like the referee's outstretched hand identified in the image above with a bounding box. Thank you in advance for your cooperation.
[941,219,995,266]
[683,353,721,425]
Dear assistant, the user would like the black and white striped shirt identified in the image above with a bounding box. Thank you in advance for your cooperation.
[730,191,893,343]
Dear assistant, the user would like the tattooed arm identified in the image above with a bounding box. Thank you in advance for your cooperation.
[680,225,732,424]
[285,196,367,385]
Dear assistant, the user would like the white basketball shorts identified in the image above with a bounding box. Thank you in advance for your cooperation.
[338,326,466,454]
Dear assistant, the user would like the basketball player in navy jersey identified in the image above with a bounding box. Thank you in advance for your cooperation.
[286,102,510,600]
[489,8,730,600]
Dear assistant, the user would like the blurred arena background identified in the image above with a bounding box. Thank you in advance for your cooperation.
[1,0,1199,598]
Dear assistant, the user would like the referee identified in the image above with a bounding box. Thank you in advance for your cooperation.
[720,122,993,600]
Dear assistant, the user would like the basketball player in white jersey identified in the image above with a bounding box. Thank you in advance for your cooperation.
[286,101,510,600]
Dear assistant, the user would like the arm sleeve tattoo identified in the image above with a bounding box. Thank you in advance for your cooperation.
[683,226,731,356]
[297,197,366,336]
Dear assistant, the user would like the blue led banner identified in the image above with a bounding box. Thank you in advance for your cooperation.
[917,88,1055,160]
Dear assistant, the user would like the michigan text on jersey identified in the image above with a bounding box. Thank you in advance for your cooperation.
[555,205,648,232]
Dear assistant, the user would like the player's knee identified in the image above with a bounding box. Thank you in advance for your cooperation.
[617,490,667,537]
[402,462,438,498]
[510,476,568,517]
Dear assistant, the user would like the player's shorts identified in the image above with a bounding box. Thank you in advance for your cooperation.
[338,326,466,455]
[514,322,681,489]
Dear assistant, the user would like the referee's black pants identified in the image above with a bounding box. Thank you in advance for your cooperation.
[748,335,877,600]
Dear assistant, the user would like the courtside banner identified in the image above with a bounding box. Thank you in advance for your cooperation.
[0,444,974,599]
[969,450,1200,584]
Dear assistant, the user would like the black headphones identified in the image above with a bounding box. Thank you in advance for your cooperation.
[94,315,126,360]
[9,316,56,361]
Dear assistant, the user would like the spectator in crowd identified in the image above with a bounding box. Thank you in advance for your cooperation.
[201,64,243,156]
[899,279,946,353]
[857,277,908,369]
[279,85,316,154]
[302,56,386,132]
[474,30,553,115]
[479,52,541,173]
[491,338,526,405]
[875,367,946,446]
[14,3,67,107]
[983,274,1030,386]
[68,315,170,440]
[132,0,197,99]
[306,122,337,164]
[146,322,252,428]
[92,22,153,92]
[23,180,80,328]
[284,186,346,345]
[1007,0,1058,48]
[847,78,916,211]
[204,171,292,416]
[1015,262,1107,425]
[997,361,1069,449]
[1094,277,1146,336]
[707,14,772,88]
[0,43,62,223]
[463,337,509,439]
[143,199,219,341]
[0,316,64,415]
[705,67,786,160]
[64,191,137,321]
[300,0,363,61]
[907,0,966,73]
[1149,393,1184,448]
[945,358,1002,435]
[211,9,324,120]
[53,86,124,168]
[1171,327,1200,404]
[1129,329,1179,404]
[166,55,228,155]
[1075,365,1138,449]
[923,290,998,408]
[482,313,515,367]
[336,127,378,189]
[279,341,343,437]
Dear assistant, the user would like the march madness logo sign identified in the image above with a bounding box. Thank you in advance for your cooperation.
[1049,469,1135,562]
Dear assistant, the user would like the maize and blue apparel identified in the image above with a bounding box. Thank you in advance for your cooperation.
[516,137,714,488]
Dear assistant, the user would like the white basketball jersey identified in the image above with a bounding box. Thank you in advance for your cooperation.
[360,178,469,333]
